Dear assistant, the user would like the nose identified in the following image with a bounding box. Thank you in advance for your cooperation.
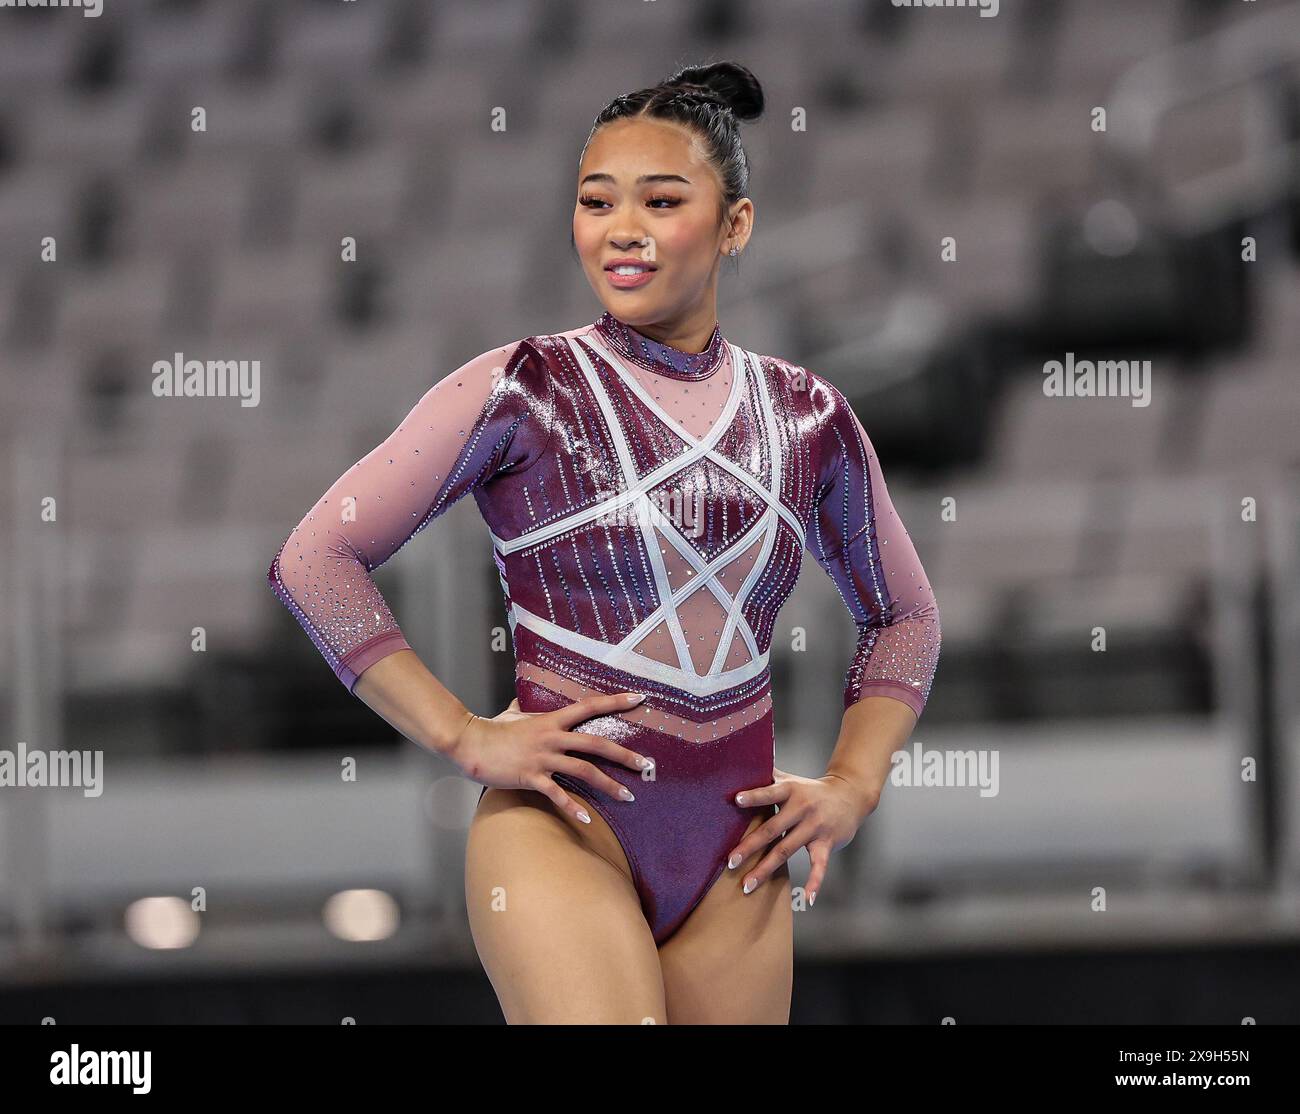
[605,204,648,248]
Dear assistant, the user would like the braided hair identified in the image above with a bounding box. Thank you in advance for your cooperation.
[582,61,765,228]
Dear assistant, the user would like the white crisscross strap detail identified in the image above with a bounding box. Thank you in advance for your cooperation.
[489,333,805,699]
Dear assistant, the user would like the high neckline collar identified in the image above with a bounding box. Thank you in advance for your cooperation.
[593,310,726,381]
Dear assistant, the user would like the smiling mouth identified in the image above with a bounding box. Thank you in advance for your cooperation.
[604,262,658,289]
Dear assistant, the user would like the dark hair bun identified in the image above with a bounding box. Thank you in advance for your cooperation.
[664,61,764,122]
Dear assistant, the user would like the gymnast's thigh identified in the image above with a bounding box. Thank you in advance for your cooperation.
[465,785,667,1024]
[657,805,794,1025]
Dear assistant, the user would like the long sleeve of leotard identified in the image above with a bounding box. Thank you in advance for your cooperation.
[267,338,553,691]
[806,379,941,719]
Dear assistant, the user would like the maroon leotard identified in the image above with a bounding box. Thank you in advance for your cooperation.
[268,310,941,944]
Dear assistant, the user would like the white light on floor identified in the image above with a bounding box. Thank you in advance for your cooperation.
[124,896,200,949]
[323,889,399,942]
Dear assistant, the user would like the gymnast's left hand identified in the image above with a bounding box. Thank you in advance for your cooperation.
[724,767,879,907]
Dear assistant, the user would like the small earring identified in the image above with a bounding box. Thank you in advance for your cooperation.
[729,246,739,256]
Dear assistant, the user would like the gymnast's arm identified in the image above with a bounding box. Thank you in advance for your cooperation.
[266,339,549,758]
[805,384,942,819]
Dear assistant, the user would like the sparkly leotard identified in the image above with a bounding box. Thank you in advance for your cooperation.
[268,310,941,944]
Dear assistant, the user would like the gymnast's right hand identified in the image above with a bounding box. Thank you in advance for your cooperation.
[447,691,651,822]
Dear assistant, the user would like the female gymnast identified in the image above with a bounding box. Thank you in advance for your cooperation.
[268,60,940,1024]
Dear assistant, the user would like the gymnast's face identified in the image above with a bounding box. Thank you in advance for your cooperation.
[574,116,743,332]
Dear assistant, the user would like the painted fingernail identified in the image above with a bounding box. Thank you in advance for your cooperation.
[743,878,756,894]
[576,810,591,824]
[809,891,817,907]
[626,693,647,705]
[618,787,635,801]
[636,756,651,769]
[734,793,746,805]
[727,853,741,869]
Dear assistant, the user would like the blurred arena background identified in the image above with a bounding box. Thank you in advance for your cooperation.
[1,0,1298,1024]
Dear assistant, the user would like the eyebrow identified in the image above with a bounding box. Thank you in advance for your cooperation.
[579,173,693,187]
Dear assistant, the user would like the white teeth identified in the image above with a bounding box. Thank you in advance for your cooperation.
[612,265,648,275]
